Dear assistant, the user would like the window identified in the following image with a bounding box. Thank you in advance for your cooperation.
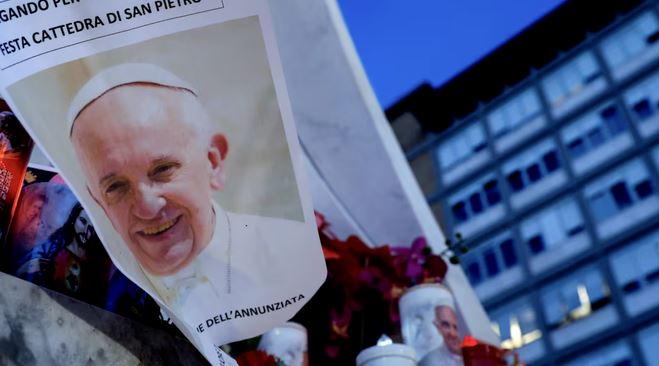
[438,123,487,171]
[451,202,468,223]
[521,199,585,256]
[587,127,606,147]
[543,151,560,172]
[639,322,659,366]
[484,249,499,276]
[490,298,543,350]
[500,239,518,267]
[541,268,611,330]
[610,230,659,295]
[469,193,484,214]
[527,164,542,182]
[461,232,519,286]
[561,103,629,160]
[503,140,562,195]
[600,12,659,79]
[528,235,544,254]
[568,138,587,158]
[584,159,655,223]
[449,174,503,224]
[487,88,543,138]
[564,341,633,366]
[508,171,524,192]
[624,69,659,138]
[603,105,628,134]
[466,262,483,285]
[541,52,604,111]
[484,179,501,205]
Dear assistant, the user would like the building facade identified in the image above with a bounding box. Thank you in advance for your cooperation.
[388,0,659,364]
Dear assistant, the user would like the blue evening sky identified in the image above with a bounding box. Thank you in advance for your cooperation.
[337,0,565,109]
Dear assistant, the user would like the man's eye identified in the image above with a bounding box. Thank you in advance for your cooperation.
[105,181,128,195]
[151,163,179,180]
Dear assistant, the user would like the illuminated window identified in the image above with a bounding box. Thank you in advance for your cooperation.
[541,268,611,330]
[490,298,543,350]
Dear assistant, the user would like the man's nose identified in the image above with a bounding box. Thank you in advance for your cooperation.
[132,184,166,219]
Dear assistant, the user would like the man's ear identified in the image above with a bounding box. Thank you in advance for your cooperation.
[208,133,228,191]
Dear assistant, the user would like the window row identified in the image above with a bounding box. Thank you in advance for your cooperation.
[461,198,589,294]
[502,139,562,196]
[466,224,659,300]
[490,266,617,355]
[562,103,628,161]
[464,232,518,286]
[432,11,659,190]
[449,174,502,224]
[445,153,658,239]
[487,263,659,363]
[480,227,659,358]
[462,194,659,305]
[584,159,658,239]
[492,300,658,366]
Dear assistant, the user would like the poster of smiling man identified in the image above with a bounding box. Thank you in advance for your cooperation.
[0,2,326,364]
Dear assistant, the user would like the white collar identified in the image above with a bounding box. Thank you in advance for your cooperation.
[146,202,232,303]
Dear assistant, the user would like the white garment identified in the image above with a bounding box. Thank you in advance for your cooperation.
[419,345,464,366]
[144,203,323,359]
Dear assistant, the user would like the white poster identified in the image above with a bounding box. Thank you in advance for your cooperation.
[0,1,327,364]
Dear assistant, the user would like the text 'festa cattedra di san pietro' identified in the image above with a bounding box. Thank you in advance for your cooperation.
[0,0,204,57]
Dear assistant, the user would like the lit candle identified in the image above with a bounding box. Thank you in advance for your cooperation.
[258,322,309,366]
[356,335,417,366]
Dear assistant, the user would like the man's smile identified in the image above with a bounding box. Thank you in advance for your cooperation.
[139,216,180,236]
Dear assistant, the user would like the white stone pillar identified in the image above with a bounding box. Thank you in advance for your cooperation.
[268,0,499,344]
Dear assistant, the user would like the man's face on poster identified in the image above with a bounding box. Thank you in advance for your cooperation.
[71,84,227,276]
[433,305,461,355]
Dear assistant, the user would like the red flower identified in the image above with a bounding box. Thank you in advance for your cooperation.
[235,350,279,366]
[313,211,450,362]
